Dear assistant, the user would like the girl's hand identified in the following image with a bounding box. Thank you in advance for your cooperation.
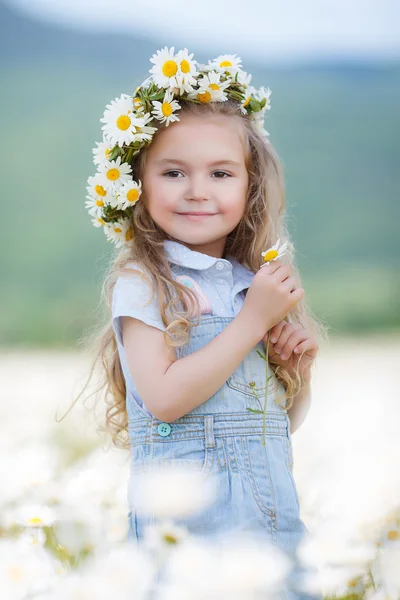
[262,320,318,382]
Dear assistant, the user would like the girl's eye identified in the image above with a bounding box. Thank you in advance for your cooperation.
[163,171,230,178]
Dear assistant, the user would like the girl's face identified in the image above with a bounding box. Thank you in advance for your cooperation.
[141,113,249,258]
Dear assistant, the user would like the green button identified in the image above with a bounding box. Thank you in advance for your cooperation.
[157,423,171,437]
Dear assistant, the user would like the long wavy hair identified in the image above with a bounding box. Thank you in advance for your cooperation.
[61,98,329,449]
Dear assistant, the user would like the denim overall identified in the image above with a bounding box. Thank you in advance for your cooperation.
[125,314,322,600]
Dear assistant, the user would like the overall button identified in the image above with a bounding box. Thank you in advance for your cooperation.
[215,261,224,271]
[157,423,171,437]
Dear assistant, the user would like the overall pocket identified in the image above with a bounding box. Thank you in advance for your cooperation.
[153,437,214,476]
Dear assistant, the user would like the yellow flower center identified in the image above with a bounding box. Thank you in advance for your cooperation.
[97,218,106,226]
[243,96,251,107]
[125,229,134,242]
[134,97,142,108]
[180,59,190,73]
[105,148,110,157]
[96,199,105,207]
[28,517,43,525]
[126,188,139,203]
[164,533,178,544]
[263,249,279,262]
[209,83,220,91]
[387,530,400,541]
[116,115,131,131]
[162,60,178,78]
[107,168,120,181]
[162,102,173,117]
[114,226,122,233]
[198,91,211,103]
[220,60,232,67]
[95,184,107,196]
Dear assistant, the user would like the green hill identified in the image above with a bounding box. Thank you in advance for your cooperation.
[1,3,399,345]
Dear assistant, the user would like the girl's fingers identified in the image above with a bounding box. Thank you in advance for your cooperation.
[268,320,286,343]
[273,323,302,352]
[292,339,318,358]
[279,330,309,360]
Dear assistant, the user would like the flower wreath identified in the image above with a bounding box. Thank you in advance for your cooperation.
[86,47,272,248]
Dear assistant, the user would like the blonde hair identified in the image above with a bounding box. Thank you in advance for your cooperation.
[62,99,329,449]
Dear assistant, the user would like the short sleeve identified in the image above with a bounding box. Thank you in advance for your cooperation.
[112,266,166,346]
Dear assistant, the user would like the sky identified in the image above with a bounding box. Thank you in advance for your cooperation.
[5,0,400,65]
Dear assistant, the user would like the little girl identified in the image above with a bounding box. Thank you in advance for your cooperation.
[84,47,327,599]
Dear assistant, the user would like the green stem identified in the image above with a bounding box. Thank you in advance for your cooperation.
[262,333,269,447]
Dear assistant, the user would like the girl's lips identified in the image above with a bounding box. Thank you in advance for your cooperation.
[177,213,217,221]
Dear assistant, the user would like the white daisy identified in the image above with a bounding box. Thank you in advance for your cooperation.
[252,114,270,140]
[142,519,189,554]
[115,179,142,210]
[149,46,181,90]
[86,173,113,200]
[85,195,107,218]
[236,70,252,88]
[91,216,107,228]
[253,85,272,111]
[100,93,144,147]
[188,71,231,103]
[207,53,243,75]
[97,156,132,190]
[151,89,181,126]
[104,219,134,248]
[261,239,289,264]
[17,504,57,528]
[174,48,198,93]
[92,139,113,166]
[132,112,158,143]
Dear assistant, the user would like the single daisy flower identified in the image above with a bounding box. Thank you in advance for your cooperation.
[252,114,270,140]
[97,156,132,191]
[149,46,182,90]
[17,504,56,528]
[261,239,289,264]
[85,194,108,218]
[143,519,189,554]
[115,179,142,210]
[188,71,231,103]
[92,139,113,166]
[236,70,252,88]
[151,89,181,126]
[207,53,243,76]
[91,216,107,228]
[253,85,272,110]
[104,219,134,248]
[86,173,113,200]
[100,93,144,147]
[174,48,199,94]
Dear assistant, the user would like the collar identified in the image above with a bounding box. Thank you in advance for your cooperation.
[164,239,254,289]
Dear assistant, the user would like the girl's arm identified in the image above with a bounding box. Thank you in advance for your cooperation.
[287,377,312,434]
[121,310,267,422]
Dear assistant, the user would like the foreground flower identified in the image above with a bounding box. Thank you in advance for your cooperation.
[128,463,218,519]
[161,534,291,599]
[16,504,57,528]
[261,238,289,264]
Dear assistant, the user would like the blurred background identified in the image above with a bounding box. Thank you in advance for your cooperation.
[1,0,399,345]
[0,0,400,593]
